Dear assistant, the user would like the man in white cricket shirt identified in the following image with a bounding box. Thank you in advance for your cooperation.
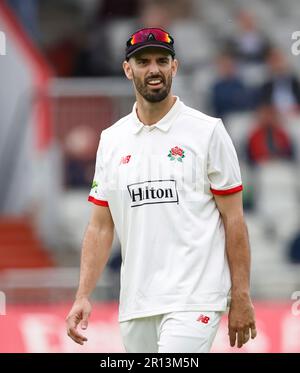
[66,27,257,352]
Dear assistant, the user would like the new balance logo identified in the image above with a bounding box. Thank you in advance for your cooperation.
[197,314,210,324]
[120,155,131,164]
[127,179,179,207]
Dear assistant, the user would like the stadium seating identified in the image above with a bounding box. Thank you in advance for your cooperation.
[0,217,53,269]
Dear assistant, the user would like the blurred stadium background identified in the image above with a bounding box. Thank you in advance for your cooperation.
[0,0,300,352]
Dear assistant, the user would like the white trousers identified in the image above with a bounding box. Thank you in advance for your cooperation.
[120,310,222,353]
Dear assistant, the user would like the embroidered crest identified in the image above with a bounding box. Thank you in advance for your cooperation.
[168,146,185,162]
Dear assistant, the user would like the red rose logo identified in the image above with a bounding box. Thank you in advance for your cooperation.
[168,146,185,162]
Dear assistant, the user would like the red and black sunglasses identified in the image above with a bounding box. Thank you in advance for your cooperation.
[126,28,174,48]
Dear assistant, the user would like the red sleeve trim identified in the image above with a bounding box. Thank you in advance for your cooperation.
[88,196,109,207]
[211,185,243,195]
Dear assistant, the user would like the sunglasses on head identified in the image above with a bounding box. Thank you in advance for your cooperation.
[127,28,174,47]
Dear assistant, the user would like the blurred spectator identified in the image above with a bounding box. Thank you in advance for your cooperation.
[247,105,295,165]
[226,10,270,64]
[138,1,173,29]
[63,126,99,188]
[46,39,80,77]
[139,0,192,25]
[260,48,300,114]
[96,0,139,19]
[288,232,300,264]
[165,0,193,19]
[73,25,115,77]
[211,53,253,118]
[40,0,86,77]
[73,0,140,76]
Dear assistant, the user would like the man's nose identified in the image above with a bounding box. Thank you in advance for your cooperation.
[148,62,160,75]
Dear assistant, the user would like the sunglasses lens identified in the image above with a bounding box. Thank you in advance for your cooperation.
[153,29,172,43]
[130,29,172,46]
[131,33,144,45]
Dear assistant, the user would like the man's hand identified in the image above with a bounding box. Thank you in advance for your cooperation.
[66,297,92,345]
[228,292,257,348]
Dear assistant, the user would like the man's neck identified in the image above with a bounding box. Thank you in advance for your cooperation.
[135,94,176,126]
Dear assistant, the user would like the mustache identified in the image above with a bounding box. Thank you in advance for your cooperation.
[145,75,166,84]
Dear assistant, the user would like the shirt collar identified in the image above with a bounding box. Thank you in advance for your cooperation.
[131,96,181,134]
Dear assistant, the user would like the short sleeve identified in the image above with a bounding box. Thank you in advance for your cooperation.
[208,120,243,195]
[88,135,109,207]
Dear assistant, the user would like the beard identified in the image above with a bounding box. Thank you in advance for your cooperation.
[132,72,172,103]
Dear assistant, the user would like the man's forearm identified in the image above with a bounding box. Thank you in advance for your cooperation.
[76,223,114,300]
[215,193,256,348]
[223,215,251,295]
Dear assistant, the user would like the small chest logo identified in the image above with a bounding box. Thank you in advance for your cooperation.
[197,314,210,324]
[120,155,131,164]
[168,146,185,162]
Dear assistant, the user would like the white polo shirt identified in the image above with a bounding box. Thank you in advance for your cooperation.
[88,97,243,322]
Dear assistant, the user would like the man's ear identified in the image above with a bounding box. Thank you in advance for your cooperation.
[123,60,133,80]
[172,58,179,78]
